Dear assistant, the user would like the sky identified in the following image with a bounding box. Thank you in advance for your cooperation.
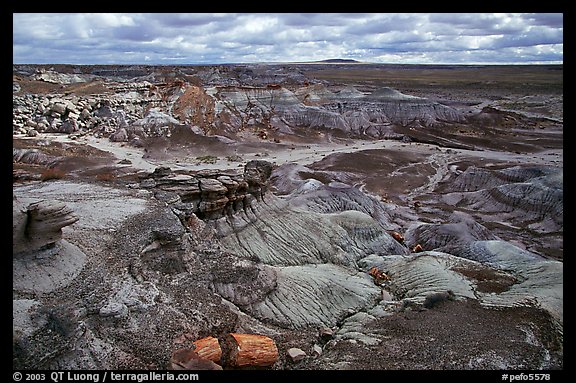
[12,13,564,65]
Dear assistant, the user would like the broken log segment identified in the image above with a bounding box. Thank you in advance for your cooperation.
[391,231,404,243]
[226,333,278,367]
[192,336,222,364]
[368,266,390,285]
[412,244,424,253]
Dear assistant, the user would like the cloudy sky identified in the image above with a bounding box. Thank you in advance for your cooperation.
[13,13,563,65]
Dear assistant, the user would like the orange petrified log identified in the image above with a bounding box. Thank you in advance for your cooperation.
[391,231,404,243]
[192,336,222,364]
[227,333,279,367]
[368,267,391,285]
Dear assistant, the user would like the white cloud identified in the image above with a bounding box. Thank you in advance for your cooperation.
[12,13,563,65]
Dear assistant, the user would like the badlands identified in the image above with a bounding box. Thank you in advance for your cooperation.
[13,62,562,370]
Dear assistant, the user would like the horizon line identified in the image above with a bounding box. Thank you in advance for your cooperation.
[13,61,564,66]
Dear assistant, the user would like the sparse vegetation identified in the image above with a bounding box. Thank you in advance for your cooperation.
[195,155,218,164]
[95,172,116,182]
[226,154,243,162]
[40,168,66,181]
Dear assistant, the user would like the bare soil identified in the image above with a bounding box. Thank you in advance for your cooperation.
[300,299,562,370]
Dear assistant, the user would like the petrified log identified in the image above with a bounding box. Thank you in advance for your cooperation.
[391,231,404,243]
[368,266,390,286]
[192,336,222,364]
[412,244,424,253]
[226,333,278,367]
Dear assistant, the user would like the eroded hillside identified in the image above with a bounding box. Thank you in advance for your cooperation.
[13,63,562,371]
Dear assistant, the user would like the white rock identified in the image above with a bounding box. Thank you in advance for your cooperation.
[99,302,129,318]
[312,344,322,357]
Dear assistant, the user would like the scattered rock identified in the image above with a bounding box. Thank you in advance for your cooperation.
[287,347,307,362]
[368,266,390,286]
[99,302,129,319]
[11,64,563,370]
[169,348,223,370]
[311,344,323,357]
[318,327,335,342]
[50,102,67,115]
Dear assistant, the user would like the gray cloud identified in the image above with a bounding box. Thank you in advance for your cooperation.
[12,13,563,65]
[526,13,564,27]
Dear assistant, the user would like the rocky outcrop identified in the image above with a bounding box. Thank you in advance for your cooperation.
[31,69,95,84]
[13,195,85,295]
[172,85,216,128]
[132,108,180,137]
[12,90,156,138]
[13,148,60,167]
[13,64,465,143]
[13,197,79,255]
[136,160,272,221]
[244,159,273,198]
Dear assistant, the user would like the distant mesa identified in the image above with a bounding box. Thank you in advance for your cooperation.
[317,58,360,63]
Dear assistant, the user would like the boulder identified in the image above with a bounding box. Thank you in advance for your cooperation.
[60,119,78,133]
[50,102,67,115]
[133,108,179,134]
[110,127,128,142]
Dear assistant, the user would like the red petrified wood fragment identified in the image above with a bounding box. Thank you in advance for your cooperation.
[192,336,222,364]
